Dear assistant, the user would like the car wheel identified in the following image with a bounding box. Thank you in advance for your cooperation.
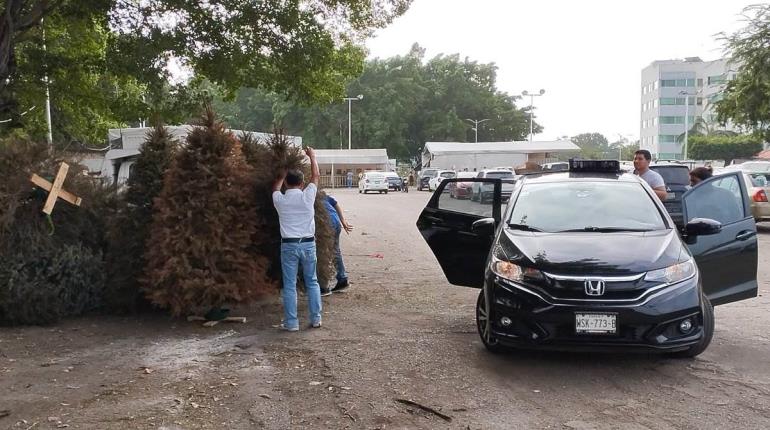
[671,293,714,358]
[358,189,362,194]
[476,289,504,353]
[384,190,388,194]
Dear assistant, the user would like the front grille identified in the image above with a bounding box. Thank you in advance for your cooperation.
[515,273,664,302]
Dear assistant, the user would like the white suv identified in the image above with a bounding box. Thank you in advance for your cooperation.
[471,169,516,203]
[359,171,389,194]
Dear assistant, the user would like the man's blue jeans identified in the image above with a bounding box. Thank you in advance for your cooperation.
[280,241,322,329]
[333,225,348,282]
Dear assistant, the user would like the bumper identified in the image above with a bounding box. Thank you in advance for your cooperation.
[752,202,770,221]
[486,275,703,353]
[362,184,388,191]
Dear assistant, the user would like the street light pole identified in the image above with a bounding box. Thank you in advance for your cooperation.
[343,94,363,150]
[465,118,490,142]
[679,90,699,161]
[521,89,545,141]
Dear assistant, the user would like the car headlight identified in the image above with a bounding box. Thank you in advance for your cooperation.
[491,255,544,283]
[644,260,696,284]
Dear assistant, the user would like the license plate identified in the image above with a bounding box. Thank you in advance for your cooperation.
[666,192,676,200]
[575,313,617,334]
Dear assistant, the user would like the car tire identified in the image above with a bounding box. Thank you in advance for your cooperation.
[384,190,388,194]
[359,189,362,194]
[476,289,505,353]
[671,293,714,358]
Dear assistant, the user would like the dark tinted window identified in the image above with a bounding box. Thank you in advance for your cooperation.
[509,182,666,232]
[684,174,744,225]
[650,166,690,185]
[440,171,456,179]
[486,171,513,179]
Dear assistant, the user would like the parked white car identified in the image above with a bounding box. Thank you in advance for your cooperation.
[428,170,456,191]
[359,171,389,194]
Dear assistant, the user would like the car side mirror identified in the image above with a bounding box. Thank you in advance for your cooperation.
[685,218,722,237]
[471,217,496,236]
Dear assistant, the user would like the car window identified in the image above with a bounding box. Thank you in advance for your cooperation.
[650,166,690,185]
[684,175,745,225]
[486,171,513,179]
[437,187,493,218]
[508,181,667,232]
[439,171,456,179]
[748,173,768,187]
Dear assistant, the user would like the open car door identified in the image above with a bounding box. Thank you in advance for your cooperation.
[682,171,758,305]
[416,178,502,288]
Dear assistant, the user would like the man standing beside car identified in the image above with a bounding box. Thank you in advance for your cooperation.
[633,150,667,200]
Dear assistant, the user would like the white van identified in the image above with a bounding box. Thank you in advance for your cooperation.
[358,171,389,194]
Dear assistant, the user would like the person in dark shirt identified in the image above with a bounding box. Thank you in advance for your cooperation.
[320,193,354,296]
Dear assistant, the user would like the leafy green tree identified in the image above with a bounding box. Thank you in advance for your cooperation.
[214,44,537,164]
[1,1,412,143]
[688,135,763,165]
[715,4,770,141]
[571,133,610,159]
[676,117,737,143]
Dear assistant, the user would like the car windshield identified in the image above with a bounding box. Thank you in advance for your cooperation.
[486,171,513,179]
[650,166,690,185]
[440,172,456,179]
[422,170,439,177]
[508,181,667,233]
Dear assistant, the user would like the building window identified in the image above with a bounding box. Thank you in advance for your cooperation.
[708,93,724,103]
[696,97,703,106]
[660,98,677,105]
[659,135,678,143]
[660,116,695,125]
[661,79,676,87]
[708,75,726,85]
[697,78,703,87]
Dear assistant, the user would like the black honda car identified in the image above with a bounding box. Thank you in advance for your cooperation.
[417,160,758,357]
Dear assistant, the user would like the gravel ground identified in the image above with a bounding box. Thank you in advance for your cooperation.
[1,187,769,429]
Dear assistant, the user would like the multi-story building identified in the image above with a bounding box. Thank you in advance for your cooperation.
[640,57,737,160]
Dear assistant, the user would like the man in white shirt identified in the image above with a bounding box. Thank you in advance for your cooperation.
[272,147,322,331]
[633,149,667,200]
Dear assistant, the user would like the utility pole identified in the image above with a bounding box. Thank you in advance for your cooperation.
[521,89,545,141]
[465,118,490,142]
[343,94,363,150]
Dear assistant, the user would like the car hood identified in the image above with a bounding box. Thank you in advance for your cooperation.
[497,228,686,275]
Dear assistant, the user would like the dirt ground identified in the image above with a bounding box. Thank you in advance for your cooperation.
[2,188,770,430]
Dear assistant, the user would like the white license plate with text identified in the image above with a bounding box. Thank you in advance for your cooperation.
[575,313,617,334]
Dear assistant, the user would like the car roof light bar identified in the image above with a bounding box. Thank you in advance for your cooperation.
[569,159,621,173]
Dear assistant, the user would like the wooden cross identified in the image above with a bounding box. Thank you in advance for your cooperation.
[29,162,82,215]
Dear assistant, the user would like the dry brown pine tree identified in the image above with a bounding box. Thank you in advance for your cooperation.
[241,130,335,290]
[105,124,178,312]
[143,109,275,316]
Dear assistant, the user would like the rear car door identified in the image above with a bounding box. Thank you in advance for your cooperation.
[682,172,758,305]
[416,178,502,288]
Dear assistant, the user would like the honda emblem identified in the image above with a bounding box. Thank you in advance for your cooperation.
[584,280,606,296]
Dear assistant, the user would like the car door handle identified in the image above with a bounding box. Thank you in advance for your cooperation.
[736,230,755,241]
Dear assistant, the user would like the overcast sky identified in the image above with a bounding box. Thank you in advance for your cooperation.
[365,0,758,143]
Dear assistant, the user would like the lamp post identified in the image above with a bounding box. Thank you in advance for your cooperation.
[521,89,545,141]
[679,90,699,160]
[343,94,363,150]
[465,118,490,142]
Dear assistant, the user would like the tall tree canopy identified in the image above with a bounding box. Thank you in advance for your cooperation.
[213,44,538,163]
[0,0,412,143]
[715,4,770,142]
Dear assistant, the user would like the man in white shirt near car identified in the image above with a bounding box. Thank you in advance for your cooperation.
[633,149,667,201]
[272,147,322,331]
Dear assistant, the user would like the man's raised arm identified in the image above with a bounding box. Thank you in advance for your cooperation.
[306,147,320,185]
